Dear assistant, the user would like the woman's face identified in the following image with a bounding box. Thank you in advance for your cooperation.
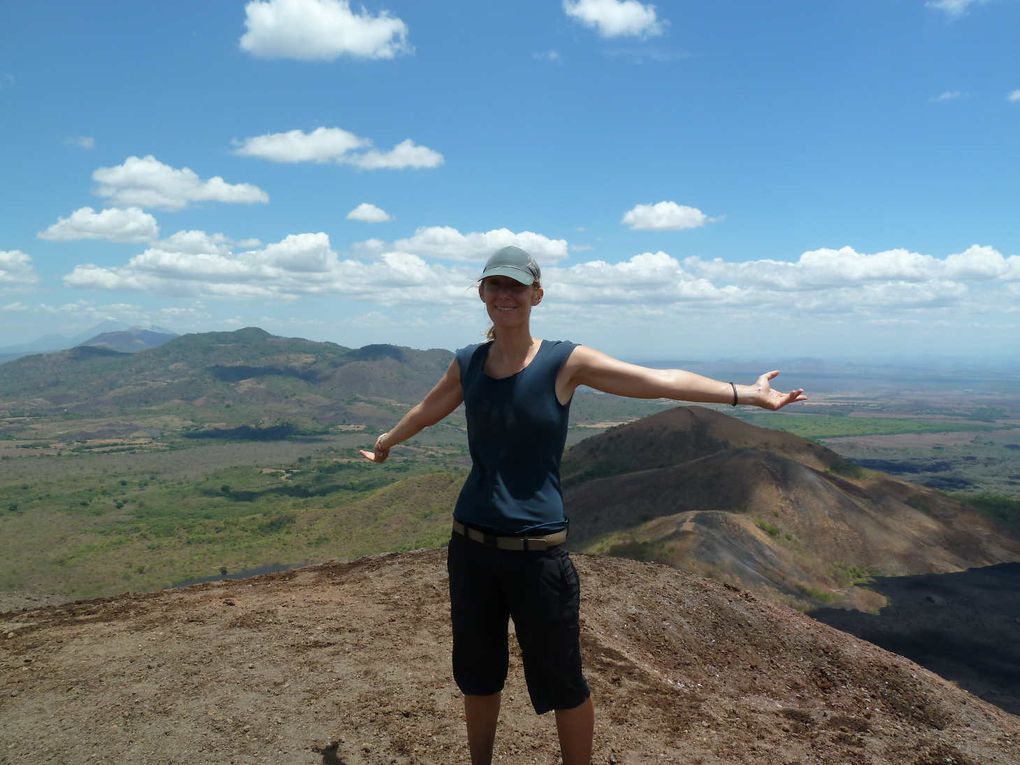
[479,276,542,329]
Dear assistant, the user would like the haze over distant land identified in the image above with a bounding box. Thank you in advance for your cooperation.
[1,3,1018,361]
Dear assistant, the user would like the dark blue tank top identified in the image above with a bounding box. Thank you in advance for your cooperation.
[453,339,578,535]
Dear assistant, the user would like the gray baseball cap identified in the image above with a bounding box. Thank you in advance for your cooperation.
[479,245,541,285]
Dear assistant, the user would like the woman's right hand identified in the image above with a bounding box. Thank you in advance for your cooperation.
[358,432,391,463]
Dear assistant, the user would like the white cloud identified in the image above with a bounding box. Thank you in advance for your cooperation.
[622,201,714,230]
[2,302,28,312]
[157,230,236,255]
[92,155,269,211]
[547,251,739,306]
[1008,89,1020,103]
[392,227,570,262]
[233,127,368,162]
[38,207,159,243]
[563,0,665,39]
[0,250,38,286]
[932,90,962,102]
[347,203,392,223]
[926,0,989,16]
[540,244,1020,315]
[234,128,443,170]
[63,230,469,302]
[66,136,95,150]
[347,139,443,170]
[60,230,1020,325]
[240,0,410,60]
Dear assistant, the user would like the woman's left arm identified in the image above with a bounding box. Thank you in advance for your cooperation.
[562,346,806,411]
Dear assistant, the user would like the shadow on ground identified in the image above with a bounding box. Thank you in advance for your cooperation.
[811,562,1020,715]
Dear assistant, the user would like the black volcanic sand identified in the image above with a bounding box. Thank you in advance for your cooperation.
[811,562,1020,715]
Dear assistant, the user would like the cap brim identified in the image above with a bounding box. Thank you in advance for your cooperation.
[479,266,535,285]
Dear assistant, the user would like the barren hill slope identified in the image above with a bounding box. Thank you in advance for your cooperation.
[563,407,1020,608]
[2,551,1018,764]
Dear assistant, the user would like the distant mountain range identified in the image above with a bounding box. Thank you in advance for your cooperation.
[0,323,177,364]
[0,327,452,428]
[77,328,178,353]
[563,406,1020,608]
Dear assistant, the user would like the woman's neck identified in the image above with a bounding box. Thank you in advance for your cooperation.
[490,327,537,359]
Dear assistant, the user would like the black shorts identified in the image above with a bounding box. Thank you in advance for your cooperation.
[446,530,590,715]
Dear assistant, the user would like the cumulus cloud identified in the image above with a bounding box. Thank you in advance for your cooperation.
[240,0,410,60]
[392,227,570,262]
[1008,89,1020,103]
[63,231,468,303]
[347,139,443,170]
[622,201,714,230]
[539,245,1019,316]
[563,0,665,38]
[235,128,443,170]
[0,250,38,286]
[60,229,1020,324]
[932,90,962,102]
[92,155,269,211]
[926,0,989,16]
[234,127,367,162]
[347,203,392,223]
[546,251,740,306]
[38,207,159,243]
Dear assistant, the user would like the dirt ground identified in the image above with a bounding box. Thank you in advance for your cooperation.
[2,549,1018,764]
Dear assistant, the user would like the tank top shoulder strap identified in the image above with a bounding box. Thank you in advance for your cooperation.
[454,342,490,388]
[541,340,579,376]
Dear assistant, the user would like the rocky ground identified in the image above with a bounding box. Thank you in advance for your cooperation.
[2,549,1018,764]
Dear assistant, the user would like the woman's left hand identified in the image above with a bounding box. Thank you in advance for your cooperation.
[752,371,807,410]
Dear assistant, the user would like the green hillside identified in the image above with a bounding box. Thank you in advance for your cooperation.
[0,327,453,430]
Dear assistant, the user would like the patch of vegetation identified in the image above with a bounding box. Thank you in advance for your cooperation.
[828,455,864,479]
[798,584,839,604]
[734,412,996,440]
[956,492,1020,531]
[183,422,327,441]
[755,518,782,538]
[832,562,879,586]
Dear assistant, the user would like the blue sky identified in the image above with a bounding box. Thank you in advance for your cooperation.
[1,0,1018,362]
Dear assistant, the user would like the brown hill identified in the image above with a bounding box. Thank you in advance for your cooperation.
[563,407,1020,608]
[2,550,1018,764]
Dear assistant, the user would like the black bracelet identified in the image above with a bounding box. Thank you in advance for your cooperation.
[729,381,738,406]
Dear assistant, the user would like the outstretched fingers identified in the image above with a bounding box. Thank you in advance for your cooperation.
[774,388,807,409]
[358,448,387,463]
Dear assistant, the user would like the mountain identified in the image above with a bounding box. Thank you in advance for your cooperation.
[0,320,132,358]
[77,327,178,353]
[2,551,1017,764]
[562,406,1020,608]
[0,327,452,427]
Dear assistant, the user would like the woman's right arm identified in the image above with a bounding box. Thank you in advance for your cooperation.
[359,359,463,463]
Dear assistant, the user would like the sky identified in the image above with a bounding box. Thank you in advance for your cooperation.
[1,0,1019,363]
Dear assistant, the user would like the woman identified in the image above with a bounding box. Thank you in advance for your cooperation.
[360,244,806,765]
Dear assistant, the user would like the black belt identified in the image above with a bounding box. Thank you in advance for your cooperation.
[452,520,567,551]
